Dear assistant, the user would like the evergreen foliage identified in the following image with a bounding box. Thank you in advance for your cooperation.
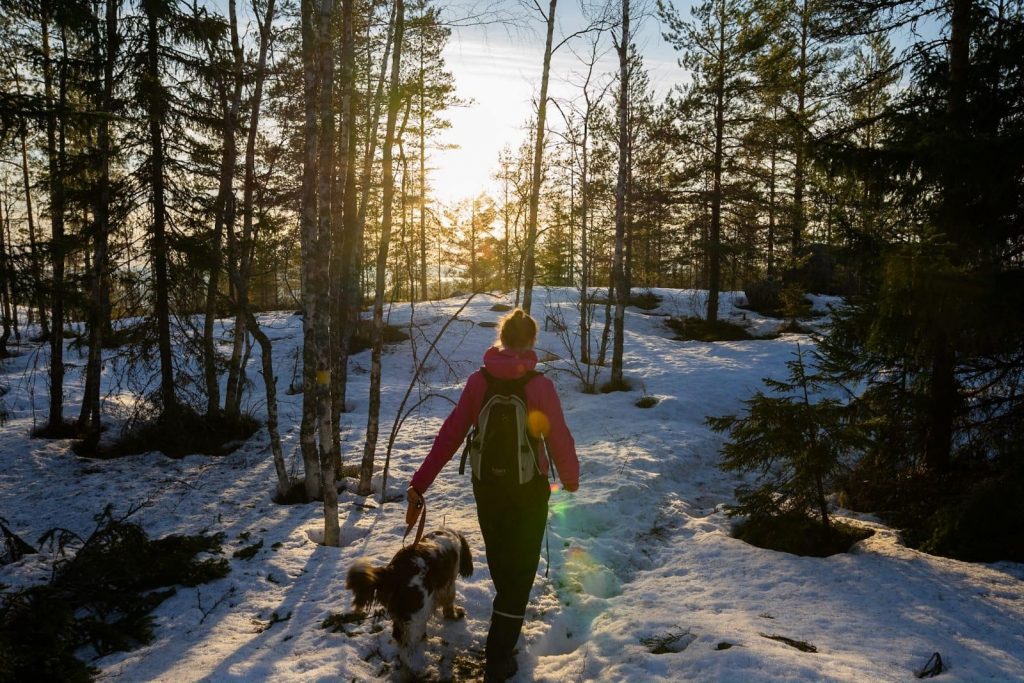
[708,343,867,538]
[0,506,228,683]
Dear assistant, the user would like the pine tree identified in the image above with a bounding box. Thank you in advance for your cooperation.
[661,0,761,321]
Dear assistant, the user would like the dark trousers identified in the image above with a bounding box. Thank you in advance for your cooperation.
[473,476,550,679]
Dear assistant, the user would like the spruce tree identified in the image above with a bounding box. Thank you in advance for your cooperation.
[708,343,866,537]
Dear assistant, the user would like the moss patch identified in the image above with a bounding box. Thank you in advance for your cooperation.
[733,513,873,557]
[666,317,754,342]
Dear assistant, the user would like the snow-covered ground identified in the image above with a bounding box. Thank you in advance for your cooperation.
[1,288,1022,682]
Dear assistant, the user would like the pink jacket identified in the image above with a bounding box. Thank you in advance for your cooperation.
[410,346,579,493]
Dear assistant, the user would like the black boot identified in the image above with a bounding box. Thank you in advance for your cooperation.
[484,613,523,682]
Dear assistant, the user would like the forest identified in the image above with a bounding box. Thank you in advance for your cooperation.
[0,0,1022,679]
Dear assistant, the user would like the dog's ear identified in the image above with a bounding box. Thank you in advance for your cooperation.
[346,559,381,612]
[457,532,473,577]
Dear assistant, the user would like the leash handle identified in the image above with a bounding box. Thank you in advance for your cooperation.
[403,494,426,547]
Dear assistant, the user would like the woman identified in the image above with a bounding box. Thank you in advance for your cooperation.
[406,308,579,682]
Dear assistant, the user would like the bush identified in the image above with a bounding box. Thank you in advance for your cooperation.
[348,320,410,354]
[666,317,753,342]
[635,395,658,408]
[629,290,662,310]
[489,303,513,312]
[74,407,259,459]
[919,475,1024,563]
[838,459,1024,563]
[600,378,632,393]
[742,279,783,316]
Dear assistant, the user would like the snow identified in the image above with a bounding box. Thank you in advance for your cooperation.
[1,287,1022,682]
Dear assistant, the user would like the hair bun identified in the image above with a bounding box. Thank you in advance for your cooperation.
[497,308,537,349]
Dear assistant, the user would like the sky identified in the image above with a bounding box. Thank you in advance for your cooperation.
[429,0,689,203]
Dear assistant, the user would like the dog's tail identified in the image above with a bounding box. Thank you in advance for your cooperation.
[457,532,473,577]
[346,559,388,612]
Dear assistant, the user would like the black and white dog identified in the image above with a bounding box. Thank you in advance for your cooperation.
[346,528,473,675]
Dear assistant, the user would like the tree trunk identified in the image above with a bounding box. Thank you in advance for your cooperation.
[215,0,247,419]
[707,84,724,322]
[335,0,359,425]
[791,1,809,257]
[42,11,67,432]
[144,3,176,416]
[79,0,118,435]
[330,0,356,486]
[299,0,322,501]
[767,138,777,277]
[239,0,283,492]
[359,0,405,497]
[470,198,477,292]
[418,40,429,302]
[246,309,290,498]
[922,0,973,473]
[521,0,557,314]
[0,196,12,356]
[339,0,397,423]
[16,117,46,338]
[579,109,591,364]
[314,0,340,546]
[610,0,629,388]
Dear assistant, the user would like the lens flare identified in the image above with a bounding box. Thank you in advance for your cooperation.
[549,493,572,520]
[528,410,550,438]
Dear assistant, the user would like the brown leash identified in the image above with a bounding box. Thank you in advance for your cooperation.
[403,496,426,547]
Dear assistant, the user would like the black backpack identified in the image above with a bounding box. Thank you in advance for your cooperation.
[459,368,542,487]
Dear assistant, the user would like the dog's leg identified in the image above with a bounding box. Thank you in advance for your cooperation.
[441,573,465,620]
[397,598,431,677]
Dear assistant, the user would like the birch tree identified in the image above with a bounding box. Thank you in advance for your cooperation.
[520,0,557,314]
[359,0,405,497]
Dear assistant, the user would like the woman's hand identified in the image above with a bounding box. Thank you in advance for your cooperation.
[405,486,424,527]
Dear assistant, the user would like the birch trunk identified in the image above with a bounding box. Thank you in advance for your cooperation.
[521,0,557,314]
[314,0,340,546]
[214,0,246,419]
[239,0,286,494]
[359,0,405,497]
